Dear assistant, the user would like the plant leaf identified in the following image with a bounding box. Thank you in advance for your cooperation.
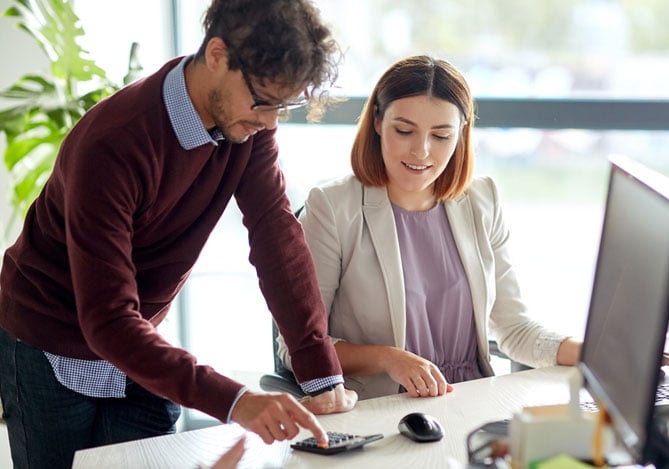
[4,128,63,170]
[11,151,56,218]
[0,73,56,101]
[0,105,33,136]
[1,0,119,240]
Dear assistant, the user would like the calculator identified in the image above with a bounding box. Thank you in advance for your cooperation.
[290,431,384,455]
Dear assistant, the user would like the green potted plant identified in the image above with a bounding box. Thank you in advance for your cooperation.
[0,0,118,243]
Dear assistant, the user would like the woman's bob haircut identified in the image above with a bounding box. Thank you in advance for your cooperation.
[351,55,475,200]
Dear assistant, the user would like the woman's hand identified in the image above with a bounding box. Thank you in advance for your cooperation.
[556,338,582,366]
[382,348,453,397]
[334,341,453,397]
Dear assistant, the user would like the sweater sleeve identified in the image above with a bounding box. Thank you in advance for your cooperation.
[61,126,244,423]
[233,129,342,383]
[275,184,346,370]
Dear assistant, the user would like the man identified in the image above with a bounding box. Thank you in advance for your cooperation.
[0,0,357,467]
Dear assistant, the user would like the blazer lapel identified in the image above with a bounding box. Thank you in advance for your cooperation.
[445,194,489,354]
[362,186,406,348]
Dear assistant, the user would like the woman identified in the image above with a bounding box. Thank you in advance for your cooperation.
[278,55,581,400]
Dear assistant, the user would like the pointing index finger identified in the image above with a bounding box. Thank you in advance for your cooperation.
[292,398,329,447]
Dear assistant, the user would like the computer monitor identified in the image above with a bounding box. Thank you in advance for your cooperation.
[579,155,669,467]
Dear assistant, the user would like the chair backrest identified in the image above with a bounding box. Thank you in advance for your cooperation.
[270,320,301,381]
[488,340,532,373]
[258,204,309,397]
[258,321,306,397]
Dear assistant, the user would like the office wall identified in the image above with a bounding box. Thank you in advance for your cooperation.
[0,0,48,244]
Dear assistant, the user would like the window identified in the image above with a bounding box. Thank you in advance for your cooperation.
[179,0,669,428]
[318,0,669,100]
[74,0,174,87]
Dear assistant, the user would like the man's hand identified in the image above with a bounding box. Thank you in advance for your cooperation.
[230,391,328,446]
[298,383,358,415]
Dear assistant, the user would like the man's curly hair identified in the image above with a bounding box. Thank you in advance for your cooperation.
[194,0,342,121]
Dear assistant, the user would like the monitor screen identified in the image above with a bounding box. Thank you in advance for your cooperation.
[579,155,669,464]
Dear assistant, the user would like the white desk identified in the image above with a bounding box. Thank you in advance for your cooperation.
[73,366,573,469]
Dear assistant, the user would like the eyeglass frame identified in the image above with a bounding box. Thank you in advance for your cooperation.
[236,59,309,112]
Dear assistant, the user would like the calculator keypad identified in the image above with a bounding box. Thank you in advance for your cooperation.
[291,431,384,455]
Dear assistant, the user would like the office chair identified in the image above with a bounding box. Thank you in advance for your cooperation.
[489,340,532,373]
[258,204,308,397]
[259,320,306,398]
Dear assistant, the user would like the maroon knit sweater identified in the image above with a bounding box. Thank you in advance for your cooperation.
[0,58,341,421]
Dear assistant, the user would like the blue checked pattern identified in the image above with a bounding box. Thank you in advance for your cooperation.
[163,55,224,148]
[44,352,127,398]
[300,375,344,394]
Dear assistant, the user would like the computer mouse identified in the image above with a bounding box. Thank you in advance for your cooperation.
[398,412,444,442]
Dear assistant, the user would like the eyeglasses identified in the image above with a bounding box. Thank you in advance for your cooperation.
[239,66,308,112]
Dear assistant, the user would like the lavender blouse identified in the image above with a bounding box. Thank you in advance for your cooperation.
[391,202,483,383]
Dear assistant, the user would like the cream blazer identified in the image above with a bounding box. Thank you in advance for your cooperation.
[277,175,566,400]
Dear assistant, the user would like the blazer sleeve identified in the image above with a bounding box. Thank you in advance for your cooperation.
[479,177,568,368]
